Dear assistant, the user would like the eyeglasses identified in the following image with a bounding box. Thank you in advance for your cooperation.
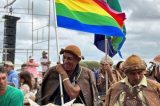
[4,64,9,67]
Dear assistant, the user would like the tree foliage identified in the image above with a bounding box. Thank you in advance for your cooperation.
[80,61,100,71]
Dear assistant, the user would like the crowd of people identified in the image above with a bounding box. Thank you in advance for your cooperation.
[0,44,160,106]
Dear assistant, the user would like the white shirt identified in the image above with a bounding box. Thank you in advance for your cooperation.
[40,57,49,72]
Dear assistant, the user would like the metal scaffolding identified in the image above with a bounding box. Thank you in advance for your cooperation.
[0,0,52,68]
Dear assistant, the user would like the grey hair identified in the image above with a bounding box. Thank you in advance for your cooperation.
[100,55,113,66]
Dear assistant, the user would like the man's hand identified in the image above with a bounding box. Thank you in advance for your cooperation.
[56,62,68,80]
[56,62,66,75]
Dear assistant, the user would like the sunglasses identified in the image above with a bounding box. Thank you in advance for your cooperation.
[4,64,11,67]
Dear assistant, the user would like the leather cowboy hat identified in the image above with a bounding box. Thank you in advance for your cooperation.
[60,45,84,60]
[123,54,146,73]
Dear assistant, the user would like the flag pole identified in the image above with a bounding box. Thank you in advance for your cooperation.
[105,0,109,94]
[105,36,109,93]
[53,0,64,104]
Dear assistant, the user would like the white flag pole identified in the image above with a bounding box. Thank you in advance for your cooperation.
[105,37,109,93]
[53,0,64,104]
[105,0,109,95]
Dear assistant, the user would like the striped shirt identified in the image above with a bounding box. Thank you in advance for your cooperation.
[0,85,24,106]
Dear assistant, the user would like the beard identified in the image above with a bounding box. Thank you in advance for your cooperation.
[0,85,6,90]
[130,79,141,86]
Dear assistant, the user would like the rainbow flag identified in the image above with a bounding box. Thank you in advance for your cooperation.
[55,0,125,37]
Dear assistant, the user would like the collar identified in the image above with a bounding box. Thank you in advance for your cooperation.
[7,70,15,75]
[121,76,147,87]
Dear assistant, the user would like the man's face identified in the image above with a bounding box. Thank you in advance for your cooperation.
[29,59,34,62]
[126,70,145,86]
[101,62,111,71]
[0,73,7,91]
[63,52,79,72]
[42,54,47,58]
[21,66,28,71]
[119,63,124,73]
[3,65,12,72]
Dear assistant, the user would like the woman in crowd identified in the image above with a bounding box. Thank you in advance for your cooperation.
[19,71,35,105]
[25,56,39,78]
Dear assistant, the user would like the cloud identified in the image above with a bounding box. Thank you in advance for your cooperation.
[117,0,160,63]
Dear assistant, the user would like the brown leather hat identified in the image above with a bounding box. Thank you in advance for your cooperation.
[60,45,84,60]
[123,54,146,73]
[153,55,160,63]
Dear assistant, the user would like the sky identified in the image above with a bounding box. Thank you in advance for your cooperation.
[0,0,160,69]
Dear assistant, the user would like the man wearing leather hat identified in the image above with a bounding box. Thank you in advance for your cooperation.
[148,54,160,83]
[40,51,51,76]
[95,55,115,104]
[36,45,98,106]
[105,54,160,106]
